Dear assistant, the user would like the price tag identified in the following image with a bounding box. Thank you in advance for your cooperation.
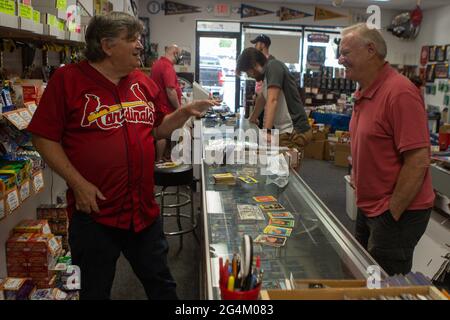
[316,94,324,100]
[57,19,65,31]
[327,94,334,100]
[4,111,28,130]
[305,98,313,104]
[305,87,311,93]
[6,189,20,212]
[33,171,44,193]
[56,0,67,10]
[19,180,30,202]
[48,13,57,27]
[19,4,33,20]
[33,10,40,23]
[0,0,16,16]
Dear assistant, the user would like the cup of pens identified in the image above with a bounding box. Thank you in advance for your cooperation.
[218,235,263,300]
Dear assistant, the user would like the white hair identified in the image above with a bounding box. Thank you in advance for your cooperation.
[341,23,387,59]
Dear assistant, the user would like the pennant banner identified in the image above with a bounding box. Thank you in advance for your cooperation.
[277,7,312,21]
[165,1,201,15]
[241,4,274,19]
[314,6,347,21]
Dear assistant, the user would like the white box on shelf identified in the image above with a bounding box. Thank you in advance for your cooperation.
[0,12,19,29]
[345,175,357,221]
[19,17,36,32]
[33,6,66,20]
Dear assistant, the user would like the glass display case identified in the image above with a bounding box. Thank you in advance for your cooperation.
[199,117,386,300]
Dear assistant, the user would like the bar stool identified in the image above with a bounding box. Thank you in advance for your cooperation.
[154,163,197,249]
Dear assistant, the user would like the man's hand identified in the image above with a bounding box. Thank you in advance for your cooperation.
[249,114,259,125]
[185,99,220,117]
[72,180,106,214]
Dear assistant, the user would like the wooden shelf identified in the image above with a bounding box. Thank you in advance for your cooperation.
[0,25,84,47]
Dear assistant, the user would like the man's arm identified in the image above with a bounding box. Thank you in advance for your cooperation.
[263,86,281,129]
[166,87,181,109]
[32,135,106,213]
[389,147,430,220]
[249,93,265,124]
[154,99,219,139]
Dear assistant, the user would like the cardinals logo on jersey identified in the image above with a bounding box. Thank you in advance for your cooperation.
[81,83,156,130]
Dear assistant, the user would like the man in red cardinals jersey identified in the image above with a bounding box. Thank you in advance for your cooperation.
[151,44,183,162]
[27,12,217,300]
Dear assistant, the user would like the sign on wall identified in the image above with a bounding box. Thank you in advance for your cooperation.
[241,4,273,19]
[277,7,312,21]
[165,1,201,15]
[314,6,347,21]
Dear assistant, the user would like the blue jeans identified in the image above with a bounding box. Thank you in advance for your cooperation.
[69,213,177,300]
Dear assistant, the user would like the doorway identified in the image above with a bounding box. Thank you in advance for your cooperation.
[196,21,241,111]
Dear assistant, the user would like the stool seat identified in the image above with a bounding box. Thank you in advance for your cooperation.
[154,164,193,187]
[154,163,197,250]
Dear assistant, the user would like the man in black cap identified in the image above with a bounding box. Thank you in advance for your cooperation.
[250,34,272,59]
[249,34,274,128]
[237,47,312,155]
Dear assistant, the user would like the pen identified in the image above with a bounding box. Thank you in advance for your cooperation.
[219,257,224,286]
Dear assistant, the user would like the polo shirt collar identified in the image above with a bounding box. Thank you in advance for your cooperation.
[354,62,394,101]
[161,56,174,65]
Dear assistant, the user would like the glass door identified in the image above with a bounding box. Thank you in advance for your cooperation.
[196,21,241,112]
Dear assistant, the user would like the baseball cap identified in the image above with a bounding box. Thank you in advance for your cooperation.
[250,34,271,47]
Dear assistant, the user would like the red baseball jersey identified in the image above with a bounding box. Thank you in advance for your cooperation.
[27,61,168,232]
[150,56,182,113]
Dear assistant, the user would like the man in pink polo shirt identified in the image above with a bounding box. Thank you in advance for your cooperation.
[339,23,435,275]
[151,44,183,162]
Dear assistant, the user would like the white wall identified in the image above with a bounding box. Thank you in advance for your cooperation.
[138,0,413,72]
[414,4,450,114]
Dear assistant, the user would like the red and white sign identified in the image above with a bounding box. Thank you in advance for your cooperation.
[214,4,231,17]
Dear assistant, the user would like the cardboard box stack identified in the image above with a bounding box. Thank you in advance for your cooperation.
[6,220,62,289]
[37,205,69,250]
[304,124,329,160]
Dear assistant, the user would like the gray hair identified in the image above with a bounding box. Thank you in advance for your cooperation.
[341,23,387,59]
[84,12,143,62]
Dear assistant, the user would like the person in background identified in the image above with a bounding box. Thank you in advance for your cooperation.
[151,44,183,162]
[27,12,218,300]
[249,34,274,129]
[236,48,312,155]
[339,23,434,275]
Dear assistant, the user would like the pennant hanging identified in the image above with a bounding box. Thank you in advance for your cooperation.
[314,6,347,21]
[277,7,312,21]
[164,1,201,15]
[241,4,274,19]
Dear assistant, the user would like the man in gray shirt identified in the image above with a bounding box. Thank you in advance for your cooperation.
[237,47,312,153]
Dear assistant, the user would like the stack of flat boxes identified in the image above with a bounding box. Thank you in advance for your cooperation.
[37,205,69,250]
[6,221,62,289]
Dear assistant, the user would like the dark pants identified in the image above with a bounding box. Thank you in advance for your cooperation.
[69,213,177,300]
[355,208,431,276]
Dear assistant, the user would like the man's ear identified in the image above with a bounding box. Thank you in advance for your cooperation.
[367,42,377,58]
[100,38,115,57]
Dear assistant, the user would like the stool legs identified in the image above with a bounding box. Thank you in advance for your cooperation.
[176,186,183,249]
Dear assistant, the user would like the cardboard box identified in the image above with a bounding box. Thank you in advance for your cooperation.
[13,220,51,235]
[335,142,351,167]
[261,286,447,300]
[323,140,336,161]
[304,140,326,160]
[294,279,366,289]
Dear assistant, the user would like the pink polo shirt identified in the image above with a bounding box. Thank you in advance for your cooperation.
[350,63,435,217]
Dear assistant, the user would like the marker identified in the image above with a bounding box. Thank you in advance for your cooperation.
[227,275,235,292]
